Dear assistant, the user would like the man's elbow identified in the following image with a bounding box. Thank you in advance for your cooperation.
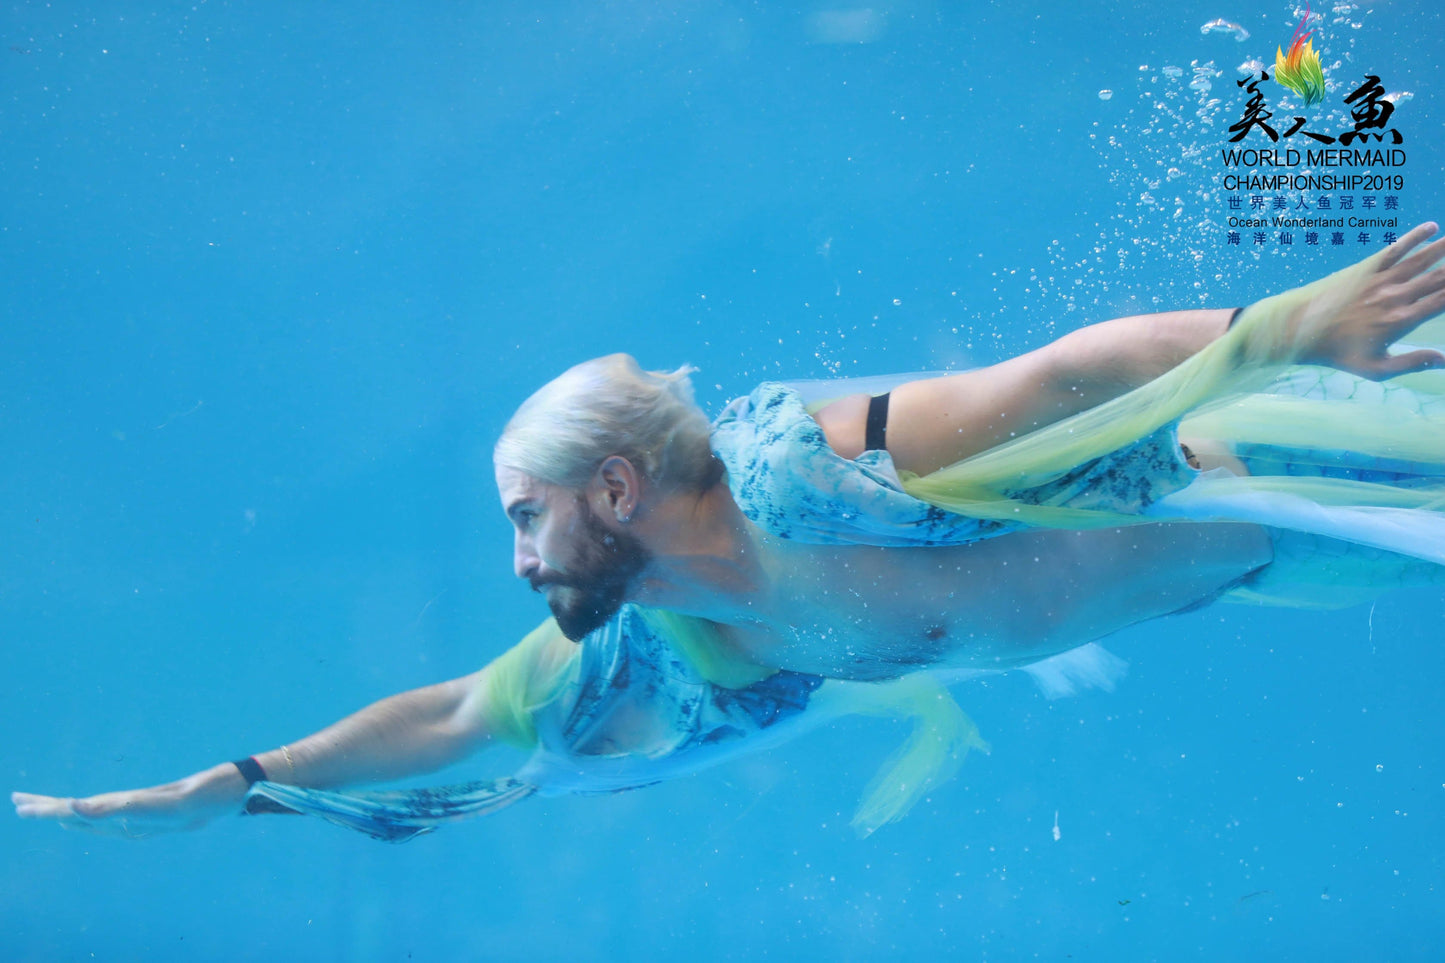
[812,393,873,460]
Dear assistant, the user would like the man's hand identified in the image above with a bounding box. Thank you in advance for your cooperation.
[12,763,249,839]
[1290,221,1445,379]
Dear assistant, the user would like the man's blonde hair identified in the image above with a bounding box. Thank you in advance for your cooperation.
[495,354,718,491]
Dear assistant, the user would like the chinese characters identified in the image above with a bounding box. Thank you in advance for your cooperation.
[1229,73,1402,146]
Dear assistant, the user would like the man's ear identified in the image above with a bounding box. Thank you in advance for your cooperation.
[592,456,641,523]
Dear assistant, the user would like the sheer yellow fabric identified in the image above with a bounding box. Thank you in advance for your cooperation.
[902,248,1445,531]
[839,672,988,837]
[476,618,580,749]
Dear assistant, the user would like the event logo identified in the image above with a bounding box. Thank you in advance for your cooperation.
[1274,7,1325,106]
[1214,6,1411,249]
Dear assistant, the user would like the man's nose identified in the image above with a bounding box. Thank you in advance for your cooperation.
[513,534,539,580]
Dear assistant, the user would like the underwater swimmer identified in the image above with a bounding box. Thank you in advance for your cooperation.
[494,222,1445,678]
[14,224,1445,839]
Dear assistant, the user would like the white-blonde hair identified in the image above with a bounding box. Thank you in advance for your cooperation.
[495,354,719,491]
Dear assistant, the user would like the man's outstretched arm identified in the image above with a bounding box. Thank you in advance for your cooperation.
[819,222,1445,475]
[12,670,498,838]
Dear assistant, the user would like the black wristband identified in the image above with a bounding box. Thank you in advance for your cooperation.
[1227,306,1245,329]
[232,756,268,786]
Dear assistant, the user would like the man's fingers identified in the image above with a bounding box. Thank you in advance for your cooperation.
[11,792,52,818]
[1396,286,1445,326]
[12,790,129,822]
[12,791,151,837]
[1373,348,1445,379]
[1389,235,1445,287]
[12,792,83,820]
[1378,222,1440,272]
[1393,262,1445,309]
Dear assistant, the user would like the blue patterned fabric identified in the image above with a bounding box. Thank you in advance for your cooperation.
[711,381,1197,546]
[534,606,824,772]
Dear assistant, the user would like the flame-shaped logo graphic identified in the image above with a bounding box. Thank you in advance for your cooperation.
[1275,6,1326,106]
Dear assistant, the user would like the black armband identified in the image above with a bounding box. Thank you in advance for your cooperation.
[232,756,268,786]
[865,392,891,452]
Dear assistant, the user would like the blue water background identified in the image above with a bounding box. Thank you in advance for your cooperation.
[4,2,1443,959]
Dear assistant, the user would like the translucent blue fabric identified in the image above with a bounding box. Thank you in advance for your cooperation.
[711,381,1196,546]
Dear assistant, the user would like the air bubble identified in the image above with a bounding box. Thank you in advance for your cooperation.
[1200,18,1250,41]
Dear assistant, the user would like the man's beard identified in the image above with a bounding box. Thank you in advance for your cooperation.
[536,502,650,641]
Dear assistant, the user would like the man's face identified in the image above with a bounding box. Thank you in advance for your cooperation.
[496,465,650,640]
